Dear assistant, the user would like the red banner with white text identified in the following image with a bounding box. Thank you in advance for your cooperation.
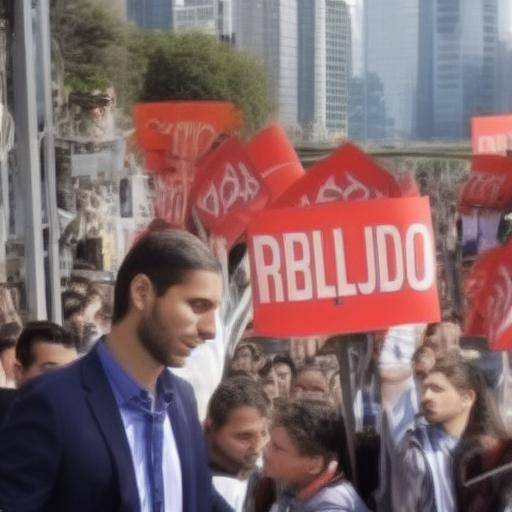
[472,115,512,155]
[459,154,512,212]
[274,143,402,208]
[133,101,242,227]
[190,137,270,247]
[464,241,512,350]
[248,197,440,337]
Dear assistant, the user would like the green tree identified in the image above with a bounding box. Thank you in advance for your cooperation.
[51,0,135,107]
[139,32,275,136]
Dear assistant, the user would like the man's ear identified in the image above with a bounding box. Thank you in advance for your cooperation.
[130,274,153,313]
[462,389,476,409]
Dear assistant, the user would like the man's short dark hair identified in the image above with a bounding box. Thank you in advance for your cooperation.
[112,229,221,324]
[0,322,22,354]
[272,400,352,480]
[62,290,85,320]
[16,321,78,369]
[272,353,296,375]
[234,342,260,362]
[207,376,270,428]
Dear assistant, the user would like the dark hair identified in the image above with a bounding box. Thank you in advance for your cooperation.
[112,229,221,324]
[272,399,352,481]
[234,342,260,362]
[16,321,78,368]
[272,353,296,375]
[431,352,507,439]
[207,376,270,428]
[0,322,22,354]
[67,275,92,296]
[62,290,85,319]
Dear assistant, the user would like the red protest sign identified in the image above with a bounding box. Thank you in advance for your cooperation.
[459,155,512,211]
[463,241,512,350]
[464,246,505,337]
[472,115,512,155]
[246,123,304,203]
[274,143,402,208]
[133,101,241,156]
[248,197,440,337]
[190,137,270,247]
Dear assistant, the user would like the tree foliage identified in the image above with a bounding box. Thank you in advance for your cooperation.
[139,32,275,136]
[50,1,275,134]
[50,0,132,103]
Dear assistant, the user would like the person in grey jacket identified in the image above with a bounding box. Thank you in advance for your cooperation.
[262,399,368,512]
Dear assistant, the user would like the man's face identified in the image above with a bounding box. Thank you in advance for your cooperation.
[137,270,222,368]
[274,363,292,397]
[291,370,328,401]
[83,296,105,345]
[421,371,470,426]
[66,311,85,339]
[207,405,268,475]
[231,346,255,373]
[18,340,78,385]
[263,426,321,490]
[0,347,16,382]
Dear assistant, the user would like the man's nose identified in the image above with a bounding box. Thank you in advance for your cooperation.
[198,310,217,340]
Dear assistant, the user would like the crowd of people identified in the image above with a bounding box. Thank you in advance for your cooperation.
[0,227,510,511]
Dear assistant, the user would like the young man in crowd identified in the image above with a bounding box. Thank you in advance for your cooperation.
[394,351,489,512]
[263,399,368,511]
[0,229,229,512]
[205,375,270,511]
[272,354,295,399]
[0,322,21,388]
[0,321,79,425]
[290,365,329,402]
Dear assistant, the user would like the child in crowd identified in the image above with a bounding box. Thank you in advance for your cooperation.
[263,400,368,512]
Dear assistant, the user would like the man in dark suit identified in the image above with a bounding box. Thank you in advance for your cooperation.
[0,229,231,512]
[0,321,78,425]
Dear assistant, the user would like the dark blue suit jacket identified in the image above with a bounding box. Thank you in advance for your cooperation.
[0,345,232,512]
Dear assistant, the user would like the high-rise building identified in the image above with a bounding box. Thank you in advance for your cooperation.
[233,0,298,128]
[298,0,351,142]
[126,0,173,30]
[429,0,499,139]
[173,0,217,34]
[364,0,420,140]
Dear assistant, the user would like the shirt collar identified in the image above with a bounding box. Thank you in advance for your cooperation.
[97,338,174,409]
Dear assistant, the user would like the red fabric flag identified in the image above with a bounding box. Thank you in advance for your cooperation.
[245,123,305,203]
[459,155,512,211]
[190,137,270,247]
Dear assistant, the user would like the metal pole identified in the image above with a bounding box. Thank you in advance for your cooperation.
[37,0,62,323]
[336,336,358,486]
[13,0,47,319]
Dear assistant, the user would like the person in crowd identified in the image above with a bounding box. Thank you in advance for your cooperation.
[259,359,279,403]
[0,228,230,512]
[230,342,263,376]
[422,320,461,358]
[205,375,270,511]
[0,322,21,388]
[394,351,487,512]
[451,360,512,512]
[272,353,295,399]
[66,275,93,297]
[62,289,86,345]
[291,366,329,402]
[0,321,79,425]
[81,288,106,350]
[263,399,368,511]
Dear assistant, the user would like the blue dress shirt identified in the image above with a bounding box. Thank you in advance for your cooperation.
[97,339,182,512]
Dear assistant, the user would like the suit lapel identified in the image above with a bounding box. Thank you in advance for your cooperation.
[169,387,195,512]
[81,348,140,512]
